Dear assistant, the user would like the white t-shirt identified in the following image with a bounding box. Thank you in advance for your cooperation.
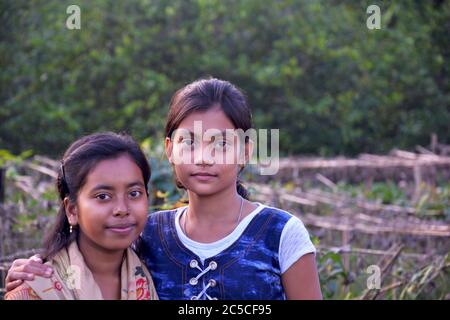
[174,203,316,274]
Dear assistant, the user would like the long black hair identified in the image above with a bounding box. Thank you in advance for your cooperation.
[165,77,252,199]
[43,132,151,261]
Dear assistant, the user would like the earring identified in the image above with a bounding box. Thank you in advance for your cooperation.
[69,225,73,234]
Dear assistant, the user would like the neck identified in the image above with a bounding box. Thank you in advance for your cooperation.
[187,186,242,224]
[77,235,124,277]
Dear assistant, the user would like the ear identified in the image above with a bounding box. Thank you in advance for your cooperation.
[165,137,173,163]
[64,197,79,226]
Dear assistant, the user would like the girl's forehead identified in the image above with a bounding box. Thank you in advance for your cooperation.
[84,155,143,185]
[178,108,235,131]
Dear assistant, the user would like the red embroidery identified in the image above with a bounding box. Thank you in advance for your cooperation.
[54,281,63,291]
[136,278,150,300]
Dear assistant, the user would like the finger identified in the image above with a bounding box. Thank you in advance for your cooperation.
[24,260,48,269]
[6,279,24,292]
[6,271,35,283]
[30,254,43,263]
[20,263,53,277]
[11,258,29,268]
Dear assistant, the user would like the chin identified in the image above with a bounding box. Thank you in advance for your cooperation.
[104,238,136,251]
[188,185,221,197]
[104,243,133,252]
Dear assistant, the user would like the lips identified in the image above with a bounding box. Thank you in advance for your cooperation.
[191,172,218,177]
[105,223,137,234]
[190,172,218,182]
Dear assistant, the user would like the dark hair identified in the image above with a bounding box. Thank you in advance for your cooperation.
[165,78,252,199]
[43,132,151,261]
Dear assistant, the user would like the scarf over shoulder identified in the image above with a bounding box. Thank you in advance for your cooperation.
[5,241,158,300]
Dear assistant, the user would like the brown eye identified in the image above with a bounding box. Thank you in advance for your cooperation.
[129,190,142,198]
[96,193,111,201]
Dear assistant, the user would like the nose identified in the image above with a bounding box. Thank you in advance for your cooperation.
[113,197,130,217]
[193,143,215,166]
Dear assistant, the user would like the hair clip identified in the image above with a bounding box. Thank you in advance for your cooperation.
[60,160,67,181]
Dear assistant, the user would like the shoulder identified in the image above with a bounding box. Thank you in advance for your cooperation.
[146,208,179,223]
[258,204,311,230]
[281,215,314,246]
[258,204,297,225]
[265,206,312,246]
[4,282,40,300]
[258,205,312,242]
[278,211,316,273]
[246,205,296,248]
[147,208,179,220]
[141,208,180,243]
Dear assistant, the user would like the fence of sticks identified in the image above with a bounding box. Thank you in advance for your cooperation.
[0,139,449,299]
[247,142,450,299]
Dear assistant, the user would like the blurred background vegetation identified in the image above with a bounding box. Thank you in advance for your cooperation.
[1,0,449,300]
[1,0,449,157]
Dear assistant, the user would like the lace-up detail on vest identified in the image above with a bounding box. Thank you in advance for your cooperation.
[188,260,218,300]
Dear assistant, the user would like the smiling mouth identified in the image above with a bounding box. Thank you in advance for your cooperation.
[106,224,136,234]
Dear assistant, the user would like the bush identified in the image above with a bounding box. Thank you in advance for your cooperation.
[1,0,449,156]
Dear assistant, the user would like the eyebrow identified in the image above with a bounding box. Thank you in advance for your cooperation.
[181,130,234,139]
[90,182,145,192]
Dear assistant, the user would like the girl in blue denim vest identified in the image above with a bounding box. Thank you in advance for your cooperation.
[139,78,322,300]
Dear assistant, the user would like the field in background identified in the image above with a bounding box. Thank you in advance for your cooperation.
[1,141,449,299]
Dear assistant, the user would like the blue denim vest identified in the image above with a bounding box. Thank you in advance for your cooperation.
[139,207,291,300]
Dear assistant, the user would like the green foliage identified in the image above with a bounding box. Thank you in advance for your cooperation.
[317,251,351,299]
[0,161,57,257]
[365,182,406,205]
[0,149,32,167]
[398,253,450,300]
[415,184,450,219]
[140,137,185,209]
[336,181,450,219]
[1,0,449,156]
